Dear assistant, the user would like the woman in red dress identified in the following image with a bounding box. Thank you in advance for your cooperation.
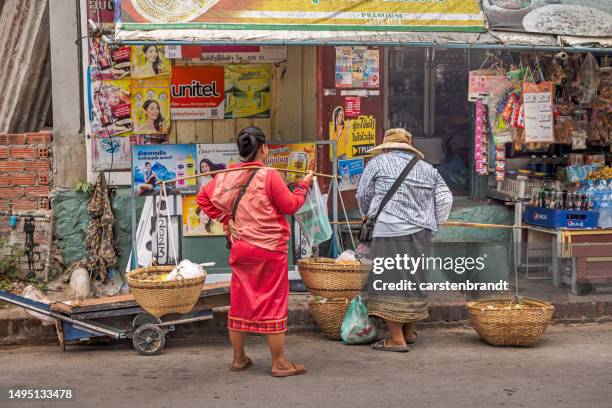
[197,127,313,377]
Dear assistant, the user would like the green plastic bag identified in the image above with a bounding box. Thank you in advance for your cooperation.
[341,295,378,344]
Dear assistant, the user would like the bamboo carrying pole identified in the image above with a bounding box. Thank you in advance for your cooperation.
[157,167,526,231]
[157,166,336,186]
[330,220,530,229]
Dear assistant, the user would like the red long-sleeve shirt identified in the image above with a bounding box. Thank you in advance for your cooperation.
[196,162,310,252]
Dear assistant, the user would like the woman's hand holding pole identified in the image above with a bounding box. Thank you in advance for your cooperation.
[302,170,315,186]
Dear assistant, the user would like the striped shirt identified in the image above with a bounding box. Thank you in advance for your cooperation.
[357,150,453,232]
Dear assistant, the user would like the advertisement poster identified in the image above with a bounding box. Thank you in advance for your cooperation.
[89,38,130,80]
[329,108,376,159]
[347,115,376,158]
[131,45,172,78]
[351,46,366,87]
[225,64,271,118]
[87,0,115,30]
[335,47,380,89]
[91,79,132,137]
[201,46,287,64]
[171,65,225,120]
[338,158,364,191]
[92,136,132,171]
[345,97,361,117]
[523,82,554,143]
[266,144,316,184]
[120,0,486,32]
[482,1,611,37]
[364,49,380,88]
[131,77,171,134]
[196,143,240,193]
[175,143,242,236]
[335,47,353,88]
[182,195,225,237]
[132,144,197,196]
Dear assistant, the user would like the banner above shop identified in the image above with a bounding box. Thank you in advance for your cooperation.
[117,0,486,32]
[482,1,612,38]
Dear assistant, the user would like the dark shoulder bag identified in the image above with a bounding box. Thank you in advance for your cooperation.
[226,169,260,249]
[358,157,419,243]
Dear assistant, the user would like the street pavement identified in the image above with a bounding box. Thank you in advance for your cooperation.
[1,323,611,408]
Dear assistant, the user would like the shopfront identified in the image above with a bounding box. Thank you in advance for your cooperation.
[82,0,611,296]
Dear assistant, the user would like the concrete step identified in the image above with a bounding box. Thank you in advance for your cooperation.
[2,294,611,346]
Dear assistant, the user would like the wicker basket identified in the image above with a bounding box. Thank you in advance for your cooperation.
[308,298,349,340]
[467,297,554,347]
[126,266,207,318]
[297,258,370,299]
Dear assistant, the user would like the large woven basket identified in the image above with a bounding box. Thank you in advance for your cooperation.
[126,266,207,318]
[308,298,349,340]
[467,297,554,347]
[297,258,370,299]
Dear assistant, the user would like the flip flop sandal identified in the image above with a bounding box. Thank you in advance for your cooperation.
[406,331,418,345]
[370,339,410,352]
[271,362,307,377]
[231,357,253,372]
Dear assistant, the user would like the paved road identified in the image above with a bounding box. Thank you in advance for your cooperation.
[1,323,611,408]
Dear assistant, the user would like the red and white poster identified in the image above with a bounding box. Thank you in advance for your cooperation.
[170,65,225,120]
[345,97,361,117]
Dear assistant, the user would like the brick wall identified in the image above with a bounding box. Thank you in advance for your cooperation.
[0,216,53,279]
[0,131,52,212]
[0,131,53,279]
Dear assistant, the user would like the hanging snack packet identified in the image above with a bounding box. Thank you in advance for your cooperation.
[578,53,599,104]
[571,130,587,150]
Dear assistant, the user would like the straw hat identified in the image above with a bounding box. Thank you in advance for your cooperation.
[366,128,424,159]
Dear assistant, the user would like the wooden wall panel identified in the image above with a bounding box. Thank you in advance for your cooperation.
[275,47,303,143]
[235,118,253,134]
[270,64,280,142]
[301,46,318,142]
[175,120,196,143]
[195,120,213,143]
[253,118,272,139]
[212,119,236,143]
[168,120,177,144]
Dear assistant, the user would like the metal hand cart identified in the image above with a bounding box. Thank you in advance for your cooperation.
[0,282,230,355]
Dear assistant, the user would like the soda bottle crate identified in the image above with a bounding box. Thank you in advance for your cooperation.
[524,206,599,229]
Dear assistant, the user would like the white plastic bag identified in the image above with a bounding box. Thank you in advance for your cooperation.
[335,250,356,263]
[22,286,56,326]
[294,177,333,247]
[164,259,205,281]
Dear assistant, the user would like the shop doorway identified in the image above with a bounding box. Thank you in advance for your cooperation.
[387,48,472,195]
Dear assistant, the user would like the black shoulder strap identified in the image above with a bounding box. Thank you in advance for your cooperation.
[231,169,260,221]
[373,156,419,222]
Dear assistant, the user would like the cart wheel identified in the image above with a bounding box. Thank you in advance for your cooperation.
[132,312,161,329]
[133,324,165,356]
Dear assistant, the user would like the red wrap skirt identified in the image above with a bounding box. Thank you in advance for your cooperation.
[227,240,288,334]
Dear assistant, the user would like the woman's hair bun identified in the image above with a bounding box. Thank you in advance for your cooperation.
[236,127,266,160]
